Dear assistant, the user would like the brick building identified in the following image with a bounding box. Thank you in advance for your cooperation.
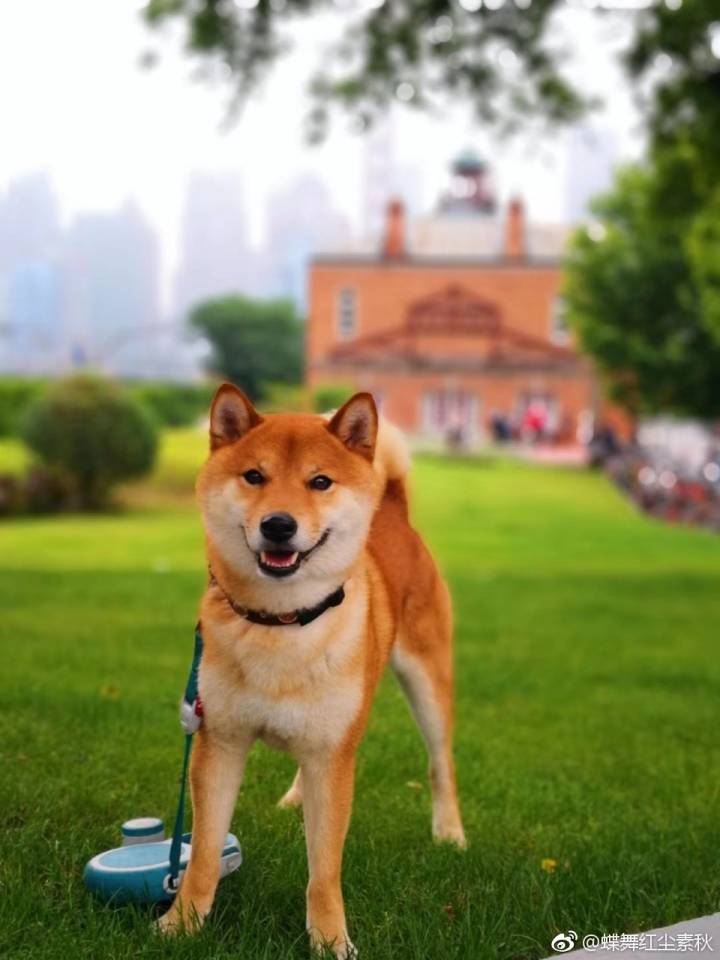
[307,154,622,445]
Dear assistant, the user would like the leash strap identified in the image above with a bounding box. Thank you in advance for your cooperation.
[168,624,204,891]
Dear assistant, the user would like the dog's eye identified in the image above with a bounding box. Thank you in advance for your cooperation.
[242,469,265,486]
[309,475,333,491]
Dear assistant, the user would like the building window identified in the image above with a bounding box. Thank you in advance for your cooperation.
[336,288,357,340]
[550,295,571,345]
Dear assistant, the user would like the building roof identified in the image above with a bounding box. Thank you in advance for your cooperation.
[313,218,569,264]
[310,252,562,269]
[320,284,581,374]
[312,151,571,263]
[453,148,486,174]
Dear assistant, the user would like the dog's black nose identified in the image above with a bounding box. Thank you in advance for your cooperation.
[260,512,297,543]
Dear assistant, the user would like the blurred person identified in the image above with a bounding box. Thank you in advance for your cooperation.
[445,406,467,453]
[489,409,512,444]
[587,423,621,469]
[521,400,547,444]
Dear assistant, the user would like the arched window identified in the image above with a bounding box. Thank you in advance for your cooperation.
[550,295,571,345]
[336,288,357,340]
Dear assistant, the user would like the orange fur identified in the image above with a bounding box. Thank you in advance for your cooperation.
[158,385,465,956]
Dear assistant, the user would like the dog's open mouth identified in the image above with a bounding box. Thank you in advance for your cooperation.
[259,549,300,576]
[257,531,329,579]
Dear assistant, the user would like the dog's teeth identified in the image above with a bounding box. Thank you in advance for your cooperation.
[261,551,299,568]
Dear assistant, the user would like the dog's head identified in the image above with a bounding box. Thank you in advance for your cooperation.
[197,384,380,603]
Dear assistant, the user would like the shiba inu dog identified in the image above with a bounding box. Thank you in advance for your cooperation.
[159,384,465,956]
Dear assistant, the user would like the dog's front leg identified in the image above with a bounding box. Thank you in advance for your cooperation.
[158,729,252,935]
[301,748,356,958]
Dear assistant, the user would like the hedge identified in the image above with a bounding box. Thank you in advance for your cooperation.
[127,382,215,428]
[0,378,46,437]
[0,377,216,436]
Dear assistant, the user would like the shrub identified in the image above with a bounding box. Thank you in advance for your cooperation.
[0,467,78,517]
[312,383,354,414]
[0,474,21,516]
[128,382,215,428]
[21,375,158,510]
[0,377,214,437]
[0,378,46,436]
[22,466,76,514]
[261,383,309,413]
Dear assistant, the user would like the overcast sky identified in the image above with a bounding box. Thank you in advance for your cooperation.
[0,0,646,300]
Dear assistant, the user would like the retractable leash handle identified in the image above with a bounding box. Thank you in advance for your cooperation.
[84,623,240,904]
[166,624,204,894]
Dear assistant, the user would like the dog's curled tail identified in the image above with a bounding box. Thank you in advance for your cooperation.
[374,417,411,499]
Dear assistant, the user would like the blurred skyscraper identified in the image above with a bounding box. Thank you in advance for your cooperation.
[0,172,61,269]
[564,125,618,223]
[264,174,351,310]
[63,201,160,376]
[362,114,423,245]
[0,173,63,373]
[173,172,262,320]
[7,262,63,372]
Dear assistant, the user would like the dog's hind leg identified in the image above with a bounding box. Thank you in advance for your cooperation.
[277,767,303,808]
[391,579,466,848]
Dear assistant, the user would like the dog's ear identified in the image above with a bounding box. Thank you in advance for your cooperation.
[327,392,378,461]
[209,383,262,450]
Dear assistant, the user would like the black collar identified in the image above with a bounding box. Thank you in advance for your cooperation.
[209,570,345,627]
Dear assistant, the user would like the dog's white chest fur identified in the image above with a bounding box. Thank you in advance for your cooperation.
[200,599,365,756]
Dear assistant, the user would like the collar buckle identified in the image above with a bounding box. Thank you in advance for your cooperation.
[277,611,298,624]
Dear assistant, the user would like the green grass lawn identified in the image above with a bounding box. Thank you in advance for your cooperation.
[1,434,719,960]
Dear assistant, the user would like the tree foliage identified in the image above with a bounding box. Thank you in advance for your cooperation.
[312,382,353,414]
[142,0,587,141]
[564,160,720,421]
[147,1,720,417]
[142,1,720,147]
[625,1,720,177]
[21,375,158,509]
[687,184,720,342]
[564,17,720,422]
[190,294,303,402]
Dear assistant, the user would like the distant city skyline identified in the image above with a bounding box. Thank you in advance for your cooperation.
[0,0,643,308]
[0,0,641,377]
[0,167,357,376]
[0,173,167,376]
[173,171,257,317]
[0,132,620,378]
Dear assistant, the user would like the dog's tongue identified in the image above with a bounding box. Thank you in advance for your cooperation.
[261,550,298,568]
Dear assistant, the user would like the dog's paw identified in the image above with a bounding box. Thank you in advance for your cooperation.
[277,785,303,809]
[309,930,357,959]
[155,901,206,937]
[432,820,467,850]
[334,937,358,959]
[155,908,185,937]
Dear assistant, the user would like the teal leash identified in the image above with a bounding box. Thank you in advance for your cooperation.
[167,624,204,893]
